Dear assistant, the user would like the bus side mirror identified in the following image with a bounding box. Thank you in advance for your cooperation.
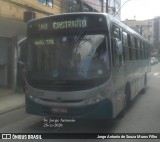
[17,38,27,66]
[115,39,123,55]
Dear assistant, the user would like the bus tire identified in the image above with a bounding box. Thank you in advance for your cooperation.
[142,73,147,94]
[117,84,131,119]
[125,83,131,107]
[117,94,126,119]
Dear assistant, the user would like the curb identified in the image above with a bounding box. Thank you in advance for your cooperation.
[0,104,25,115]
[0,90,13,97]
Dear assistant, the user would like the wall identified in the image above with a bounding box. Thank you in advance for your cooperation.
[0,0,61,21]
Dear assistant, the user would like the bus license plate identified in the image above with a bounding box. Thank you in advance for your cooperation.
[51,108,68,113]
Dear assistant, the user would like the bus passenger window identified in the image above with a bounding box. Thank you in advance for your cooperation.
[137,40,141,60]
[111,38,122,66]
[128,35,132,60]
[111,25,122,66]
[134,38,138,60]
[122,31,130,61]
[131,36,136,60]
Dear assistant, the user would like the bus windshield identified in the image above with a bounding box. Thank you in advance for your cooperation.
[27,32,110,90]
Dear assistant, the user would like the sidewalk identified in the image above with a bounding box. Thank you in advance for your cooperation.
[0,89,25,114]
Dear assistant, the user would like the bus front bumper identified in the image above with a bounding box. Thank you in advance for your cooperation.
[25,95,113,119]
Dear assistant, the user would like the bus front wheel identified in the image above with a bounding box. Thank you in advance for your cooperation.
[117,83,131,119]
[117,94,126,119]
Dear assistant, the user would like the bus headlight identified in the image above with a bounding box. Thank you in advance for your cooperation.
[29,95,39,103]
[84,94,106,105]
[29,95,33,100]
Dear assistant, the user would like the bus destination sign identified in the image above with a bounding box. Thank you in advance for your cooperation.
[33,39,55,46]
[28,14,107,34]
[53,19,87,30]
[36,19,87,32]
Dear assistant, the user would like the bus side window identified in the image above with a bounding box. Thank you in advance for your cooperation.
[137,40,141,60]
[134,38,138,60]
[122,31,130,61]
[128,34,132,60]
[131,36,135,60]
[111,25,122,66]
[140,41,142,59]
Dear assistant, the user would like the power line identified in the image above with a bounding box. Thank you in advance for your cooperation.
[39,0,116,14]
[35,0,121,17]
[56,0,104,12]
[82,0,103,8]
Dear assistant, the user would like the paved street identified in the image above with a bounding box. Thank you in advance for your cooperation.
[0,63,160,142]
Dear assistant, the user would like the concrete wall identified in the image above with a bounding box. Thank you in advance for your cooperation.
[0,17,27,38]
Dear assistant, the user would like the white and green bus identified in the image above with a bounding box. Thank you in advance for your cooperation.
[18,13,150,119]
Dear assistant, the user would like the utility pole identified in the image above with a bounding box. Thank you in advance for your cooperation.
[102,0,104,12]
[106,0,108,13]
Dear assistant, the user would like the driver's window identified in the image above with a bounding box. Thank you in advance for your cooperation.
[112,25,121,40]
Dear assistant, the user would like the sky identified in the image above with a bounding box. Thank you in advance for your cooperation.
[121,0,160,21]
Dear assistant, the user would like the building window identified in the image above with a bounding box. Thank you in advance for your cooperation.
[70,0,78,12]
[38,0,54,8]
[82,5,90,12]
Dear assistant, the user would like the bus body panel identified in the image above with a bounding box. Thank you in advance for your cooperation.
[25,79,113,119]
